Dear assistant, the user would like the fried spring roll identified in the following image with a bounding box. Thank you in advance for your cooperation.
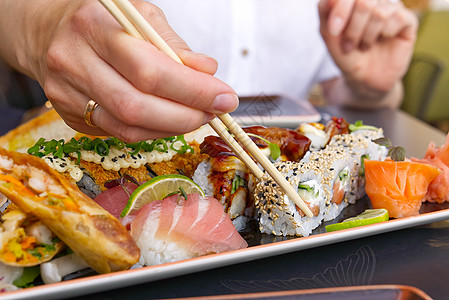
[0,210,65,267]
[0,147,140,273]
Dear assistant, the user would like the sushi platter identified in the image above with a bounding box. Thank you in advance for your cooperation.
[1,109,449,299]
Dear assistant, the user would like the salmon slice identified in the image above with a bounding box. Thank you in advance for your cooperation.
[365,159,440,218]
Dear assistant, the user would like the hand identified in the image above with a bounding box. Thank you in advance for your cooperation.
[318,0,418,96]
[0,0,238,142]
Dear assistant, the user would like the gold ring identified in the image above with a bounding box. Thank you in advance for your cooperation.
[84,99,99,127]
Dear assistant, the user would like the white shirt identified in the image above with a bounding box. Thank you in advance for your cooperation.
[148,0,340,99]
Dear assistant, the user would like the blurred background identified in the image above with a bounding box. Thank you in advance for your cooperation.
[311,0,449,132]
[400,0,449,132]
[0,0,448,132]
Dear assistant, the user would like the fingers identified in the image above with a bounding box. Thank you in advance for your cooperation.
[92,32,236,114]
[129,1,218,75]
[321,0,418,51]
[47,42,217,141]
[83,1,235,114]
[42,0,237,142]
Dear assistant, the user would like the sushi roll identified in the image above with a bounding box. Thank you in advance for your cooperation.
[254,161,327,237]
[327,128,388,203]
[254,148,355,236]
[255,127,388,237]
[302,148,355,222]
[192,127,311,228]
[193,155,254,230]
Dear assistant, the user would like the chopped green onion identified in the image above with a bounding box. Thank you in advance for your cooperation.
[93,138,109,156]
[27,134,194,163]
[153,139,168,152]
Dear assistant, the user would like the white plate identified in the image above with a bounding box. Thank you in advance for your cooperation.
[3,199,449,300]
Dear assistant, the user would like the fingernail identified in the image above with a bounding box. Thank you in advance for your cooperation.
[343,41,354,53]
[195,52,214,59]
[213,93,239,113]
[329,17,344,36]
[203,112,215,125]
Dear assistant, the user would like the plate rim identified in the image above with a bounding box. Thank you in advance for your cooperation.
[3,207,449,300]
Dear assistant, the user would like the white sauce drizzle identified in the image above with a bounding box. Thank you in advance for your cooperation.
[42,140,181,182]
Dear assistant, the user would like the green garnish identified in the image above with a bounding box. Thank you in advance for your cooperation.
[13,266,41,288]
[164,186,189,202]
[27,135,193,163]
[348,120,379,132]
[245,133,281,161]
[373,137,405,161]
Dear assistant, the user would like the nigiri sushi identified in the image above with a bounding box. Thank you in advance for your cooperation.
[130,193,248,266]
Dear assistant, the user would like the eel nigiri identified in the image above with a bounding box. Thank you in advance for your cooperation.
[365,159,440,218]
[131,193,248,266]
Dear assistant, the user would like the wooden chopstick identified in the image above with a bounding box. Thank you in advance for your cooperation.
[99,0,144,40]
[98,0,313,217]
[99,0,263,180]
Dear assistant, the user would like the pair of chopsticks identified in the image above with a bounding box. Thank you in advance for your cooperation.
[98,0,313,217]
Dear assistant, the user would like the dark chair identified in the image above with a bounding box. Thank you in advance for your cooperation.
[401,53,445,121]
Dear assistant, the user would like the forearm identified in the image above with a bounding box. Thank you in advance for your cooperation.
[322,76,403,110]
[0,0,79,82]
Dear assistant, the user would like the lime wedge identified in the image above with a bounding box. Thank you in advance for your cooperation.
[325,209,389,232]
[120,174,204,218]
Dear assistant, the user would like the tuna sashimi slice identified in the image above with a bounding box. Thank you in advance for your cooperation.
[93,183,139,219]
[130,193,247,266]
